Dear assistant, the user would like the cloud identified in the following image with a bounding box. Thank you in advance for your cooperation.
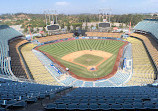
[55,2,70,6]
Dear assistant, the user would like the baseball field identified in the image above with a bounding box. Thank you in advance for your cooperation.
[37,39,125,80]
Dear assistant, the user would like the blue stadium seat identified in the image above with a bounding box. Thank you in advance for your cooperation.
[143,102,155,109]
[111,104,123,110]
[57,104,67,110]
[122,103,134,110]
[133,102,143,109]
[99,103,110,110]
[89,103,99,110]
[45,103,57,110]
[67,103,78,110]
[78,103,89,110]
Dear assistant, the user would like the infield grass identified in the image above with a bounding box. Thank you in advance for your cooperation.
[38,39,124,78]
[73,54,104,66]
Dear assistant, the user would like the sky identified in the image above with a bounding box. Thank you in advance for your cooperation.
[0,0,158,14]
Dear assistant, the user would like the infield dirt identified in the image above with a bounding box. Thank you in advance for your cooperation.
[61,50,113,71]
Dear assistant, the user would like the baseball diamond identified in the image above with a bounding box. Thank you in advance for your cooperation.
[37,39,127,80]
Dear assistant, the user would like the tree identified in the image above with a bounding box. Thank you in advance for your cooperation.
[37,28,39,32]
[42,27,46,32]
[66,22,70,31]
[30,27,34,33]
[91,25,94,29]
[79,25,82,30]
[21,24,25,28]
[23,28,28,33]
[96,24,99,29]
[85,22,88,30]
[61,23,64,29]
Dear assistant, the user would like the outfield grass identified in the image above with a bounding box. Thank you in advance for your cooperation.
[73,54,104,66]
[38,39,124,78]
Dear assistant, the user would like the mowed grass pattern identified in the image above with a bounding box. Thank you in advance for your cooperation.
[38,39,124,78]
[74,54,104,66]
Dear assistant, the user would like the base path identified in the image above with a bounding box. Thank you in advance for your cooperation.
[35,39,129,81]
[61,50,113,71]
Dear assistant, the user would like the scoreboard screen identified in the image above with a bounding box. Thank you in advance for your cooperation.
[47,25,60,31]
[99,23,110,28]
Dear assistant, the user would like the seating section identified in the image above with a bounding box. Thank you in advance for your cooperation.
[130,33,158,69]
[0,78,68,110]
[45,86,158,110]
[125,37,155,86]
[134,19,158,40]
[36,32,122,43]
[0,25,23,77]
[0,25,158,110]
[36,33,73,43]
[20,43,59,85]
[9,39,29,79]
[86,32,122,38]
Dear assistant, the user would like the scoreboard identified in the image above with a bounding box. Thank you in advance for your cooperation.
[98,22,110,28]
[46,25,60,31]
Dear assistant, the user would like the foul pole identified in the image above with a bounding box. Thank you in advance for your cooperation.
[129,21,131,35]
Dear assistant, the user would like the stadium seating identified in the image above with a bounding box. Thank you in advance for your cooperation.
[134,19,158,40]
[0,25,23,78]
[20,43,59,85]
[86,32,122,38]
[45,86,158,110]
[36,32,122,44]
[125,37,155,86]
[36,33,73,43]
[9,39,29,79]
[0,78,69,110]
[130,33,158,69]
[0,24,158,110]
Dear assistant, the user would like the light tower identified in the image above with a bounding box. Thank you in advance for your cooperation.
[99,8,112,23]
[98,8,112,32]
[43,10,60,35]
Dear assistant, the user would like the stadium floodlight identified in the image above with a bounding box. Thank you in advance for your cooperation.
[99,8,112,23]
[43,10,60,34]
[98,8,112,30]
[43,9,58,26]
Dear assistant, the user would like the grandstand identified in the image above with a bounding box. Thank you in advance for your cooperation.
[130,33,158,69]
[125,37,155,86]
[134,19,158,40]
[9,39,29,79]
[86,32,122,38]
[0,19,158,110]
[20,43,59,85]
[0,25,23,79]
[133,19,158,79]
[36,33,73,43]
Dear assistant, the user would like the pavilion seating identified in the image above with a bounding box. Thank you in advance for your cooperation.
[36,33,73,43]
